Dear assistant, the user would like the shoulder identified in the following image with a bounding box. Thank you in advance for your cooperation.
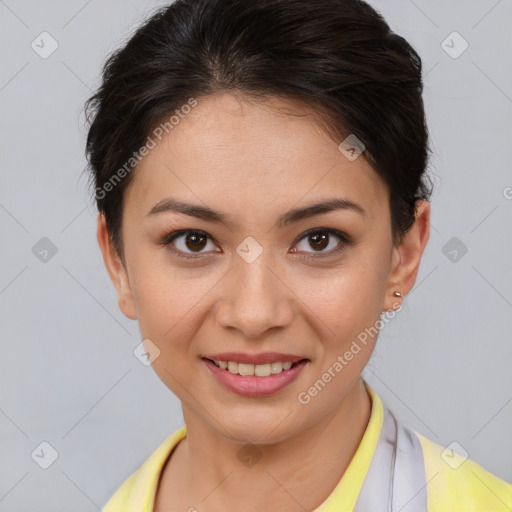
[415,431,512,511]
[101,470,139,512]
[101,426,187,512]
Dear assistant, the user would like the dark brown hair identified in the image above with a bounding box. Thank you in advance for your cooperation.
[84,0,433,257]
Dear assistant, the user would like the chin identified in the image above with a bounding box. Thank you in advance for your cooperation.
[212,408,305,446]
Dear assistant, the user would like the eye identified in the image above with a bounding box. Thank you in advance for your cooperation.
[160,227,352,260]
[161,229,220,259]
[290,228,351,258]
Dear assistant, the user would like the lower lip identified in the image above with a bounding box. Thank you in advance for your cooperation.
[203,359,308,397]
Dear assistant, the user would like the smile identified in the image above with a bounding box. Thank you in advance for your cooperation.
[202,355,309,397]
[210,359,297,377]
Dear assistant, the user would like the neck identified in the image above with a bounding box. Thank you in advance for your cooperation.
[162,378,372,512]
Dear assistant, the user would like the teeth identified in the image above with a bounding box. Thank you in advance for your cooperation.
[238,363,254,376]
[212,359,298,376]
[271,362,283,374]
[255,363,271,377]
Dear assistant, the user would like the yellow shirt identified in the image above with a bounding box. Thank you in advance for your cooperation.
[102,385,512,511]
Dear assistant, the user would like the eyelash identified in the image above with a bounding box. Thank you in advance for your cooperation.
[159,228,353,261]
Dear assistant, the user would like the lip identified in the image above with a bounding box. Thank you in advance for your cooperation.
[203,358,309,397]
[204,352,307,365]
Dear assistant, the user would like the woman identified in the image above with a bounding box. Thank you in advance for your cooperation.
[84,0,512,510]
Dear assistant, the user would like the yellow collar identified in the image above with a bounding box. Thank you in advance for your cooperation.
[124,380,382,511]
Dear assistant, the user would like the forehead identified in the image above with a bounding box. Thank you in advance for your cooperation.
[124,92,388,223]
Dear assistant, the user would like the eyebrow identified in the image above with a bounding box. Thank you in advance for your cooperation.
[146,196,366,227]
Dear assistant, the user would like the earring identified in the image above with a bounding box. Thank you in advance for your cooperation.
[383,291,403,313]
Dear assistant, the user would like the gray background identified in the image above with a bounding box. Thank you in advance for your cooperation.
[0,0,511,510]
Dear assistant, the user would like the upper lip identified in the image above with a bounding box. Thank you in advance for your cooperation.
[204,352,308,365]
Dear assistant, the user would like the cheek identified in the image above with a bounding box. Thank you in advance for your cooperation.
[293,255,387,339]
[128,225,391,353]
[125,247,180,333]
[128,251,218,347]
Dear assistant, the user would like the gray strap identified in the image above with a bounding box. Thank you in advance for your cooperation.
[353,405,428,512]
[392,417,428,512]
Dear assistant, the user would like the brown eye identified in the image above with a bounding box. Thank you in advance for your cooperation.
[163,229,219,258]
[292,228,351,258]
[185,232,207,251]
[308,232,329,251]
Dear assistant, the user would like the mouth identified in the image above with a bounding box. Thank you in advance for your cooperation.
[201,353,310,397]
[203,358,307,377]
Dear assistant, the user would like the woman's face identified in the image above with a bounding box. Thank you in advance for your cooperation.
[98,92,429,444]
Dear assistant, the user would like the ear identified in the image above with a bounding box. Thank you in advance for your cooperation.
[96,213,137,320]
[382,199,430,312]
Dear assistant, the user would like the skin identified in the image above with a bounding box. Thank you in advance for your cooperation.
[97,92,430,511]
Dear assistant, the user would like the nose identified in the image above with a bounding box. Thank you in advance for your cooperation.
[215,253,294,339]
